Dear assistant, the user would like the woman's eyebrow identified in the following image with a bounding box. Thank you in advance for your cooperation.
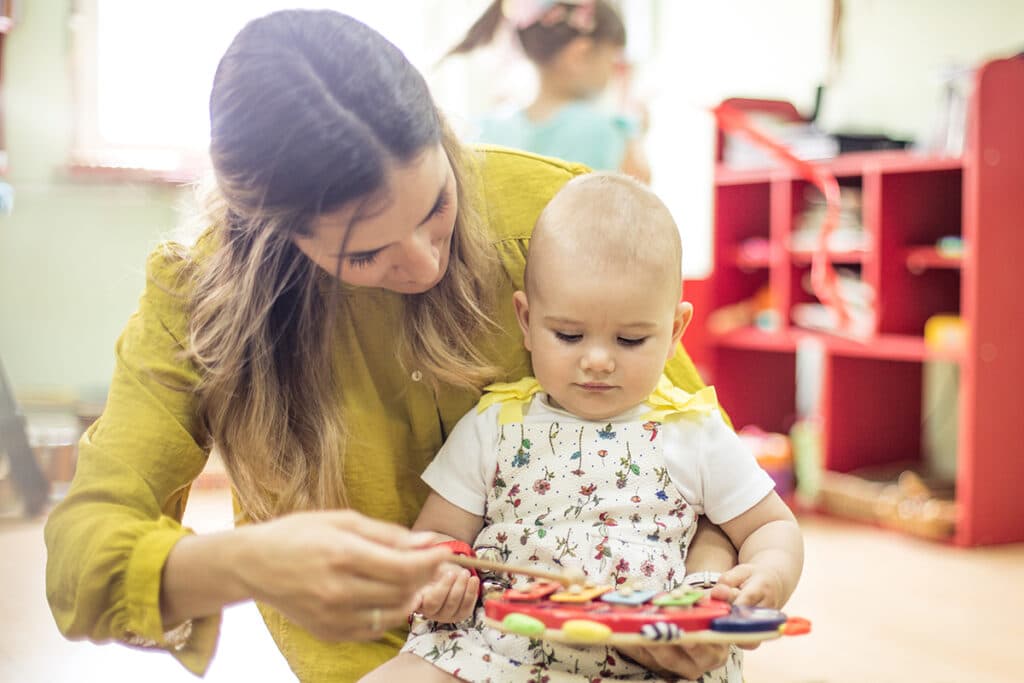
[339,177,449,258]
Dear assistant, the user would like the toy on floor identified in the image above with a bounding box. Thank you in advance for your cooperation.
[451,555,811,647]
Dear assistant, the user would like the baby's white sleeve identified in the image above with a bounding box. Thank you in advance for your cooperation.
[663,412,775,525]
[420,405,499,516]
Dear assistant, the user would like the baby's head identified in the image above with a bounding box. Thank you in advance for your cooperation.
[514,173,692,420]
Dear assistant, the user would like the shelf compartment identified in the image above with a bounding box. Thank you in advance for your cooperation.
[715,183,770,245]
[821,355,924,474]
[731,239,772,270]
[708,346,796,434]
[878,266,960,336]
[874,168,962,335]
[905,246,963,273]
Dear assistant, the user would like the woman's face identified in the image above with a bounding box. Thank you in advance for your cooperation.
[293,143,458,294]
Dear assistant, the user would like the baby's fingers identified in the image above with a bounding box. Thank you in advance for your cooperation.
[417,575,456,618]
[709,582,739,604]
[717,564,754,589]
[453,575,480,622]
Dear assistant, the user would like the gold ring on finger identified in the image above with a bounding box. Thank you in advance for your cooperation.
[370,607,382,632]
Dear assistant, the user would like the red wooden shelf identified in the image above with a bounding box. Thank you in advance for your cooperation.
[714,165,778,186]
[704,58,1024,546]
[710,328,797,353]
[732,253,771,269]
[790,249,865,265]
[714,151,963,186]
[824,333,960,362]
[731,242,772,269]
[711,328,960,362]
[905,246,963,272]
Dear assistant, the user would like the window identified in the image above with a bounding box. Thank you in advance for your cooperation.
[70,0,487,178]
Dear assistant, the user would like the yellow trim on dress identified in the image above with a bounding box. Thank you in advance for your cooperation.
[642,375,718,422]
[478,377,544,424]
[480,375,718,425]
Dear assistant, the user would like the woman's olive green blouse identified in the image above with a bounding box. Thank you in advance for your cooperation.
[43,147,714,682]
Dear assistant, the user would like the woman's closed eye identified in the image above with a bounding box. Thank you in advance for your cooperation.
[428,191,452,221]
[343,190,450,270]
[346,250,381,269]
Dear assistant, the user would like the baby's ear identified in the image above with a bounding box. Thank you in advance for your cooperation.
[669,301,694,357]
[512,290,532,351]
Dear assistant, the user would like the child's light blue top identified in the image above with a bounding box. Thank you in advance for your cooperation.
[477,101,638,172]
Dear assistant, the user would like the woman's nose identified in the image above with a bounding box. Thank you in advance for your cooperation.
[395,231,440,281]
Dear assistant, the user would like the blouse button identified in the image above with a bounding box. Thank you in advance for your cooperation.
[411,370,423,382]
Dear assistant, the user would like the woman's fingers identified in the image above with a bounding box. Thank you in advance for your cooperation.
[322,519,451,587]
[243,510,454,641]
[619,643,730,680]
[651,643,730,679]
[349,603,419,640]
[322,509,438,550]
[326,572,424,611]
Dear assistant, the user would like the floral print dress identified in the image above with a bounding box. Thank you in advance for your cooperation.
[402,379,744,682]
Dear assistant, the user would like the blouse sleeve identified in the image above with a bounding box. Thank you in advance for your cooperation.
[43,247,220,676]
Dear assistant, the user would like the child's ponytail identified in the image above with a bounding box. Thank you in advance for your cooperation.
[446,0,504,58]
[446,1,624,66]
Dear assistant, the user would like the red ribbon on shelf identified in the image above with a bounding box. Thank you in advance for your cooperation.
[712,103,851,332]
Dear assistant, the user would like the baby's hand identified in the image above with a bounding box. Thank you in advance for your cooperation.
[717,563,784,609]
[711,563,784,651]
[415,566,480,624]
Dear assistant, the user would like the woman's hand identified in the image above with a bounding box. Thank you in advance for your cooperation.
[617,642,730,681]
[237,510,451,640]
[414,565,479,623]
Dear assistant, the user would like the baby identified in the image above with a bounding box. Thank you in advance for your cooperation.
[363,173,803,682]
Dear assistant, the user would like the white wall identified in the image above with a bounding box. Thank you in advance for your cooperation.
[3,0,1022,395]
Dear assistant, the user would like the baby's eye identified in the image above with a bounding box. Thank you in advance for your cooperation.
[554,332,583,343]
[617,337,647,347]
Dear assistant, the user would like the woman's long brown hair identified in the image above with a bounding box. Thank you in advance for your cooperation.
[181,10,499,520]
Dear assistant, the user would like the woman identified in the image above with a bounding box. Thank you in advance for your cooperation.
[44,10,729,682]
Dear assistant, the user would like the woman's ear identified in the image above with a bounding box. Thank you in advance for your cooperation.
[668,301,694,359]
[513,290,533,352]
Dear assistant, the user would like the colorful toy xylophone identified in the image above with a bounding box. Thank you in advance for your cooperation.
[481,581,810,646]
[450,551,810,647]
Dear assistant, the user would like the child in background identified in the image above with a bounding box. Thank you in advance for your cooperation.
[362,173,804,682]
[448,0,651,182]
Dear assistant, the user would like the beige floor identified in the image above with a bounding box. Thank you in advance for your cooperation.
[2,487,1022,682]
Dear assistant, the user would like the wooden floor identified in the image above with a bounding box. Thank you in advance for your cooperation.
[2,488,1022,682]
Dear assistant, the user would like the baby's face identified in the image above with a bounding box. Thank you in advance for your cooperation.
[514,257,688,421]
